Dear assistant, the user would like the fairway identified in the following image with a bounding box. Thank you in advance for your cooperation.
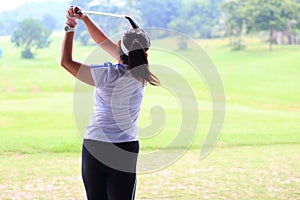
[1,146,299,199]
[0,33,300,199]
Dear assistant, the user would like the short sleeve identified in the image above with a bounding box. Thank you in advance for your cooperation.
[91,63,109,88]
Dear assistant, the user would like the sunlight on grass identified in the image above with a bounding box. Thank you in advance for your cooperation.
[1,33,299,153]
[1,32,300,199]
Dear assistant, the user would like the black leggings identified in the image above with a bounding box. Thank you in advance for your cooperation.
[82,139,139,200]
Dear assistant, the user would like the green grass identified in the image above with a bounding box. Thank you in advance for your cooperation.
[0,33,300,199]
[1,33,299,152]
[0,145,299,199]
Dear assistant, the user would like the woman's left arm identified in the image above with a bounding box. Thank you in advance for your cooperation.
[60,29,94,86]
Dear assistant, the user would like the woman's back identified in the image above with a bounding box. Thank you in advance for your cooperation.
[86,62,144,143]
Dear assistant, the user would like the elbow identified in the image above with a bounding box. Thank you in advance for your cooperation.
[60,56,65,68]
[60,61,67,69]
[60,57,70,69]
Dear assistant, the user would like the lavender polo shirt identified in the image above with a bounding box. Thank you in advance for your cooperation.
[85,62,144,143]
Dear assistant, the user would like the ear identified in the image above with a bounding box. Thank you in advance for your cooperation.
[145,52,148,58]
[117,40,121,47]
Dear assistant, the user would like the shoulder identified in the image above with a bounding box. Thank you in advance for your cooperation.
[92,62,129,86]
[90,63,112,88]
[93,62,127,72]
[91,62,112,69]
[107,62,128,80]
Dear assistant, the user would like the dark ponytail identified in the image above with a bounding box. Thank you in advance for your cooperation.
[128,40,159,86]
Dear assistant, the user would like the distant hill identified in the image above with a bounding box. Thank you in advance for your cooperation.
[0,1,70,36]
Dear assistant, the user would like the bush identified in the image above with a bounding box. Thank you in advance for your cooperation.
[21,49,34,59]
[178,39,188,51]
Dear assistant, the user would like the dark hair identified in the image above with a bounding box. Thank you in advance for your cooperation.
[119,29,160,86]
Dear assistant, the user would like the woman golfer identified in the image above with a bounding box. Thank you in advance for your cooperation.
[61,6,159,200]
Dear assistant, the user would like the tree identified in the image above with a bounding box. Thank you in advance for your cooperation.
[221,0,248,50]
[11,18,52,58]
[168,0,225,39]
[0,1,67,35]
[0,19,5,35]
[289,0,300,45]
[246,0,297,50]
[135,0,182,29]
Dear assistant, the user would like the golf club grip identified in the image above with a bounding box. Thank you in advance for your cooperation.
[75,9,83,15]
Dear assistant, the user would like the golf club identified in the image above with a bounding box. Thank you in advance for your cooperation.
[76,9,140,29]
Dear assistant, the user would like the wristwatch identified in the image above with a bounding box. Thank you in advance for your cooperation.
[64,25,75,32]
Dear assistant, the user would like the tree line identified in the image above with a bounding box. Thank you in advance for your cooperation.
[71,0,300,50]
[221,0,300,50]
[8,0,300,58]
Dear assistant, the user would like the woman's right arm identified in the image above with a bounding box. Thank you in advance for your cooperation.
[82,16,119,59]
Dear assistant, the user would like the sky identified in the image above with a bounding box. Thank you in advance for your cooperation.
[0,0,71,12]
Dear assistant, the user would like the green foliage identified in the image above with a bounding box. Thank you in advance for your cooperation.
[221,0,248,50]
[232,42,246,50]
[21,49,34,59]
[0,1,68,36]
[246,0,298,50]
[246,0,297,31]
[2,0,300,49]
[169,0,225,39]
[135,0,182,29]
[10,18,52,59]
[221,0,300,50]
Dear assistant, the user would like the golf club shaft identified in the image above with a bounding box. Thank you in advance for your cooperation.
[76,10,126,18]
[76,9,139,29]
